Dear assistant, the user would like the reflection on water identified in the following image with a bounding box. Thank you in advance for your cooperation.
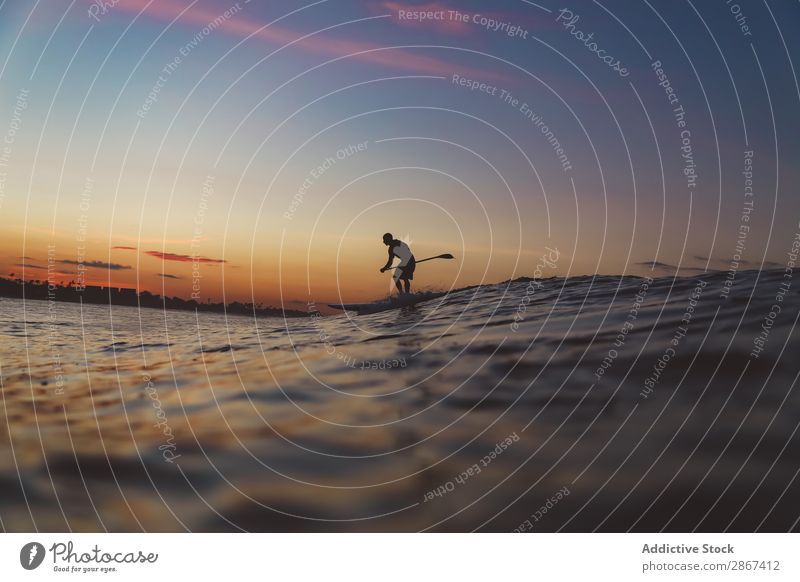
[0,270,798,531]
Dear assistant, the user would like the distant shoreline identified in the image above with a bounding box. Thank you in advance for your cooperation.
[0,277,307,318]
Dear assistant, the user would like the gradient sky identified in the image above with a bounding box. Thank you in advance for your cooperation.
[0,0,798,304]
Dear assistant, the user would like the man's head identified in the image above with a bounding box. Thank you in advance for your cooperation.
[382,232,393,245]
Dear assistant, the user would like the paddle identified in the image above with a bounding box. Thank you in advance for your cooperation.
[391,253,454,268]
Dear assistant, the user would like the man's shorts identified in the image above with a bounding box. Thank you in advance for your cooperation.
[393,256,416,282]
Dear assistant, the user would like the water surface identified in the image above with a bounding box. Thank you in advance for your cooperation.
[1,269,798,531]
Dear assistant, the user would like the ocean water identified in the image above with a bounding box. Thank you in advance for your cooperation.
[0,269,798,532]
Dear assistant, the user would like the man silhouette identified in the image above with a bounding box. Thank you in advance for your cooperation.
[380,233,415,294]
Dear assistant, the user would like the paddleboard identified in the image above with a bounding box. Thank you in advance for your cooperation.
[329,291,446,315]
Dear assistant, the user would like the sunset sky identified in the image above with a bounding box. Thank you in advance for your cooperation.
[0,0,797,304]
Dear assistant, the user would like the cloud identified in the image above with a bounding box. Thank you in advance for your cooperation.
[157,273,181,279]
[59,260,132,271]
[636,261,676,270]
[636,261,708,274]
[145,251,226,264]
[112,245,137,250]
[98,0,508,81]
[13,263,46,270]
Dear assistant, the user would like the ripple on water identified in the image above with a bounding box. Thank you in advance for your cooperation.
[0,270,797,531]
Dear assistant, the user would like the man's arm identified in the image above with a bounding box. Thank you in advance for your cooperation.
[380,247,394,272]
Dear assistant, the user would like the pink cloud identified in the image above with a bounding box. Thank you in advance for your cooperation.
[95,0,507,81]
[145,250,226,264]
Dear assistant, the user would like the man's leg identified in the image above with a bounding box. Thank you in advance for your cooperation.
[393,268,405,294]
[403,279,411,293]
